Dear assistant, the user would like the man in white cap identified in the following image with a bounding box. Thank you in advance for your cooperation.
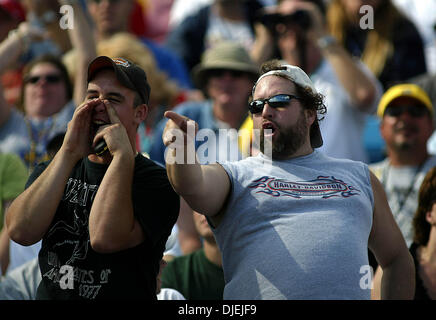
[162,59,414,299]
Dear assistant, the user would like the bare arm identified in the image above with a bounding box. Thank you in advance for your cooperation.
[0,22,45,74]
[316,39,378,110]
[301,1,378,110]
[6,99,100,245]
[253,2,378,110]
[163,111,231,222]
[368,171,415,299]
[59,0,97,106]
[88,101,144,253]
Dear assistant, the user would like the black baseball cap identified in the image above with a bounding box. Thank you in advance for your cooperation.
[87,56,150,105]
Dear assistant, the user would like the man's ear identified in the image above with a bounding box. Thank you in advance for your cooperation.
[134,104,148,125]
[305,108,316,126]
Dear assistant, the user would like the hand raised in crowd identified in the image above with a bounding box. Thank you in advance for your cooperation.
[163,111,198,165]
[92,99,135,158]
[276,0,327,40]
[61,98,101,162]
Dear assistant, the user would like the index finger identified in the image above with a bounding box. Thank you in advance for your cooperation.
[103,100,122,124]
[164,111,189,131]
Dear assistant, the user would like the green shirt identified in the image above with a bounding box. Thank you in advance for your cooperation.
[0,153,28,230]
[161,248,224,300]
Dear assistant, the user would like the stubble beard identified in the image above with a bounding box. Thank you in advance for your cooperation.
[260,111,309,160]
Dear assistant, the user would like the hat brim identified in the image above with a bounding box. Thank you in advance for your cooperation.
[377,84,434,118]
[311,120,323,148]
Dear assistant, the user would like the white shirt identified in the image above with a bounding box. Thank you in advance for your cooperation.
[312,59,382,163]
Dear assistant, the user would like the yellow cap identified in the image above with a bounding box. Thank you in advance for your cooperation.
[377,84,433,118]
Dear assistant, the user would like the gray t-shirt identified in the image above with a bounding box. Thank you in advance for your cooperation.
[215,150,374,299]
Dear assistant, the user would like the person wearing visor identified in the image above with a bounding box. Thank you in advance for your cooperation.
[162,59,414,299]
[370,83,436,248]
[6,56,180,300]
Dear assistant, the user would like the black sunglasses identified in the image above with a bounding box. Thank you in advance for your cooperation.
[249,94,300,114]
[384,105,428,118]
[25,74,62,85]
[207,69,246,79]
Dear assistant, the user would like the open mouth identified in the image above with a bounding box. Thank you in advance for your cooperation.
[262,122,276,137]
[91,120,110,136]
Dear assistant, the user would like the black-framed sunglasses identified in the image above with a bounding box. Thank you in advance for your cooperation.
[25,74,62,85]
[384,105,428,118]
[249,94,300,114]
[207,69,246,79]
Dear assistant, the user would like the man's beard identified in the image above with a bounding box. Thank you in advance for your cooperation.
[260,111,309,160]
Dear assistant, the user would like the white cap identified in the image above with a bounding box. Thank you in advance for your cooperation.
[252,64,317,96]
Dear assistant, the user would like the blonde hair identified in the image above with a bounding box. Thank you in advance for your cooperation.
[326,0,402,77]
[96,33,180,107]
[63,32,180,107]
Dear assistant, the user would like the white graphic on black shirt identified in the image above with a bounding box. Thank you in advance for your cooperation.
[42,178,112,299]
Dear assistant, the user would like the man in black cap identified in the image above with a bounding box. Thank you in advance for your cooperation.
[6,56,180,300]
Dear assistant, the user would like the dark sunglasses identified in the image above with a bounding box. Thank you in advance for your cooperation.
[249,94,300,114]
[25,74,62,85]
[384,105,428,118]
[207,69,246,79]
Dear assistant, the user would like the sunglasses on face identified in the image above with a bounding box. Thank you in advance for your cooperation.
[207,69,246,79]
[25,74,62,85]
[249,94,300,114]
[384,105,428,118]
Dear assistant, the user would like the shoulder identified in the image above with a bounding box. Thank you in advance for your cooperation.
[134,155,170,181]
[315,150,369,169]
[369,159,388,180]
[134,155,179,194]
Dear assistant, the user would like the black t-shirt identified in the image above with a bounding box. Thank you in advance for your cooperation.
[27,154,179,300]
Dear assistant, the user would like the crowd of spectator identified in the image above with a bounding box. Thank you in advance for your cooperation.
[0,0,436,300]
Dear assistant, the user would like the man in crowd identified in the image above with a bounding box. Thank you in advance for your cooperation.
[6,56,179,299]
[162,59,414,299]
